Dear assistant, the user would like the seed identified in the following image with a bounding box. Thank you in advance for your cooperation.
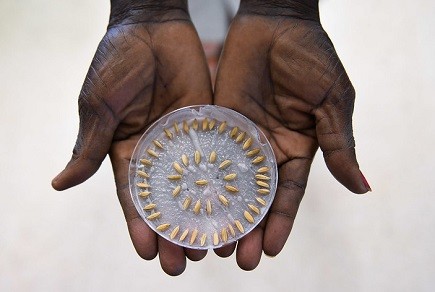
[246,148,260,157]
[173,162,184,174]
[257,166,270,173]
[183,120,189,133]
[143,203,156,211]
[234,220,244,233]
[221,228,228,242]
[209,151,217,163]
[170,226,180,239]
[206,200,212,215]
[192,119,199,130]
[256,180,270,188]
[167,174,182,180]
[208,119,216,130]
[194,150,201,164]
[181,154,189,166]
[156,223,171,232]
[147,212,161,220]
[180,229,189,241]
[140,158,152,166]
[172,185,181,197]
[136,182,150,188]
[190,229,198,245]
[182,196,192,210]
[258,188,270,195]
[235,131,245,143]
[202,118,208,131]
[256,197,267,206]
[218,194,229,207]
[173,122,180,134]
[218,121,227,134]
[244,210,254,223]
[252,156,265,164]
[193,200,201,214]
[229,126,238,138]
[219,159,232,170]
[248,204,260,215]
[242,137,253,150]
[147,149,159,158]
[228,224,235,237]
[255,174,270,180]
[225,185,239,193]
[139,191,151,198]
[213,232,219,246]
[136,170,149,178]
[195,179,208,186]
[164,128,173,139]
[200,233,207,246]
[224,173,237,181]
[153,140,163,149]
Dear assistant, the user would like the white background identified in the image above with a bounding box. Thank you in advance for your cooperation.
[1,0,434,291]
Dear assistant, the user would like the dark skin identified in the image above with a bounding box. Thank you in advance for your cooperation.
[52,0,370,275]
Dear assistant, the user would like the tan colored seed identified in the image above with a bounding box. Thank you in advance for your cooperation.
[167,174,182,180]
[190,229,198,245]
[139,191,151,198]
[229,126,238,138]
[195,179,208,186]
[200,233,207,246]
[234,220,244,233]
[183,120,189,133]
[225,185,239,193]
[173,122,180,134]
[235,131,245,143]
[192,119,199,130]
[242,137,253,150]
[257,166,270,173]
[246,148,260,157]
[208,119,216,130]
[140,158,152,166]
[164,128,173,139]
[147,212,161,220]
[213,232,219,246]
[248,204,260,215]
[224,173,237,181]
[156,223,171,232]
[221,228,228,243]
[258,188,270,195]
[256,180,270,188]
[136,182,150,188]
[228,224,235,237]
[172,185,181,197]
[182,196,192,210]
[244,210,254,223]
[206,200,212,215]
[147,149,159,158]
[219,159,232,170]
[153,139,163,149]
[170,226,180,239]
[255,174,271,180]
[194,150,201,164]
[218,194,229,207]
[218,121,227,134]
[202,118,208,131]
[137,170,149,178]
[193,200,201,214]
[173,162,184,174]
[256,197,267,206]
[252,156,265,164]
[209,151,217,163]
[181,154,189,166]
[180,229,189,241]
[143,203,156,211]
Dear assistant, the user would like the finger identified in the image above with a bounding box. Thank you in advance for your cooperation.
[236,225,264,271]
[314,80,371,194]
[158,237,186,276]
[214,242,236,258]
[184,248,207,262]
[263,158,311,256]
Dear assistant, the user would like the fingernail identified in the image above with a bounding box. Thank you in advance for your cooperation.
[360,171,372,192]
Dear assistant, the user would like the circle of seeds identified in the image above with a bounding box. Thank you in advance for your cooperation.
[129,105,277,249]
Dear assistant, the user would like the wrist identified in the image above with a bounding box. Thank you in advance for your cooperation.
[238,0,319,21]
[109,0,189,27]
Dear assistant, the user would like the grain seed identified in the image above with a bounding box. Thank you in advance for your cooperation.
[153,139,164,149]
[170,226,180,239]
[172,185,181,197]
[235,131,245,143]
[255,174,270,180]
[190,229,198,245]
[256,180,270,188]
[244,210,254,223]
[139,191,151,198]
[246,148,260,157]
[173,122,180,134]
[209,151,217,163]
[218,159,232,170]
[229,126,238,138]
[137,170,149,178]
[234,220,244,233]
[223,173,237,181]
[228,224,235,237]
[256,197,267,206]
[208,119,216,130]
[181,154,189,166]
[183,120,189,133]
[202,118,208,131]
[147,149,159,158]
[218,194,229,207]
[218,121,227,134]
[167,174,182,180]
[194,150,201,164]
[258,188,270,195]
[164,128,173,139]
[136,182,150,188]
[257,166,270,173]
[206,200,212,215]
[156,223,171,232]
[143,203,156,211]
[147,212,161,220]
[242,137,253,150]
[180,229,189,241]
[182,196,192,210]
[192,119,199,130]
[213,232,219,246]
[221,228,228,242]
[225,185,239,193]
[140,158,152,166]
[173,162,184,174]
[200,233,207,246]
[195,179,208,186]
[248,204,260,215]
[252,156,265,164]
[193,200,201,214]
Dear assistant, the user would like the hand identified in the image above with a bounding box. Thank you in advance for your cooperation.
[214,0,371,270]
[52,0,212,276]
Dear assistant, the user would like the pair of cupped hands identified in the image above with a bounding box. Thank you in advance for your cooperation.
[52,0,370,276]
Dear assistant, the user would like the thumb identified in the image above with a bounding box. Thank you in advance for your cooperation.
[314,82,371,194]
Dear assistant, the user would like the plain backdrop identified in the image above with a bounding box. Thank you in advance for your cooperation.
[1,0,434,291]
